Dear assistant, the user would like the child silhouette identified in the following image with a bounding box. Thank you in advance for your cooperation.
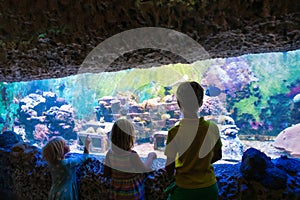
[42,135,91,200]
[165,81,222,200]
[104,118,157,200]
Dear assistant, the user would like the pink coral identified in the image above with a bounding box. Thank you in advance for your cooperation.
[274,123,300,158]
[33,124,49,145]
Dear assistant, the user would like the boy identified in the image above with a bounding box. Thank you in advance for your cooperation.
[165,81,222,200]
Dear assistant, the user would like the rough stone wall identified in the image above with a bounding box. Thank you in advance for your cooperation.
[1,144,300,200]
[0,0,299,82]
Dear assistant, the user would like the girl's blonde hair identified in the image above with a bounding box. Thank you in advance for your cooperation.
[111,118,135,151]
[42,136,66,165]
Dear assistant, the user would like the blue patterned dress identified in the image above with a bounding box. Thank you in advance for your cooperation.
[48,154,89,200]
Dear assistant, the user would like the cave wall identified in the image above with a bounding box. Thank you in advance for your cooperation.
[0,0,299,82]
[1,143,300,200]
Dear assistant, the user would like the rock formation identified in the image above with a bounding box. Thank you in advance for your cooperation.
[0,0,299,82]
[274,123,300,158]
[0,132,300,199]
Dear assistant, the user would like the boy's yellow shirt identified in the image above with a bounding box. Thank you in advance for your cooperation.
[165,117,222,189]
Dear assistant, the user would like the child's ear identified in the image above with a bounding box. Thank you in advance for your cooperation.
[64,145,70,154]
[177,100,181,108]
[199,100,203,107]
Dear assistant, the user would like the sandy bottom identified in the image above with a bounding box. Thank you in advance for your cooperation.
[133,140,289,159]
[71,140,290,167]
[240,140,289,159]
[133,143,166,158]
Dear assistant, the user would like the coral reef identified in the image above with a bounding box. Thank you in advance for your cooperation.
[0,131,23,149]
[94,93,243,159]
[17,91,77,143]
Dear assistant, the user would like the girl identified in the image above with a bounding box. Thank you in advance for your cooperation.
[42,135,91,200]
[103,118,157,200]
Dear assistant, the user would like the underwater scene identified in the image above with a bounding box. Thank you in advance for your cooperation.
[1,49,300,162]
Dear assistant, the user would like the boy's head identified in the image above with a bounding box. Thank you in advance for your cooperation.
[111,118,135,151]
[176,81,204,113]
[42,136,69,165]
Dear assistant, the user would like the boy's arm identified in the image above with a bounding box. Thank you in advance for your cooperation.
[164,128,177,178]
[165,157,175,178]
[211,138,222,164]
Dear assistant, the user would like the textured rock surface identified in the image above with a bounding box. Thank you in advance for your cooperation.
[0,131,23,148]
[239,148,300,199]
[274,123,300,158]
[1,142,300,200]
[0,0,299,82]
[240,148,287,190]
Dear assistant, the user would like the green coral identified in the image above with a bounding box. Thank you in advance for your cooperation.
[234,96,259,120]
[0,82,21,131]
[243,51,300,121]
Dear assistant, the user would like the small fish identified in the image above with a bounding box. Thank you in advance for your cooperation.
[13,97,19,104]
[0,116,5,124]
[293,93,300,103]
[205,86,228,97]
[1,86,7,102]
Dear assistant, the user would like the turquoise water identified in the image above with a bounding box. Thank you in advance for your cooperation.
[0,50,299,147]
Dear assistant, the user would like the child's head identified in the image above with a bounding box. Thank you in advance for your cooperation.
[42,136,70,165]
[176,81,204,113]
[111,118,135,151]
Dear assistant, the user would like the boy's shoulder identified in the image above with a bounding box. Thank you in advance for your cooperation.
[206,119,218,126]
[206,119,219,129]
[169,121,181,132]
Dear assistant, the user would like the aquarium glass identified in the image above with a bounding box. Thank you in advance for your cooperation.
[1,49,299,161]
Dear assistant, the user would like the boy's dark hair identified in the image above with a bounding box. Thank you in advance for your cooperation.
[176,81,204,112]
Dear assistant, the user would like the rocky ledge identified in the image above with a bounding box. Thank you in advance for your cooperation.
[0,132,300,200]
[0,0,300,82]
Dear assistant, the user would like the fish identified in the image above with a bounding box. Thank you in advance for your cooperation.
[13,97,19,104]
[1,86,7,102]
[286,83,300,97]
[58,83,66,97]
[293,93,300,103]
[205,86,229,97]
[0,116,5,124]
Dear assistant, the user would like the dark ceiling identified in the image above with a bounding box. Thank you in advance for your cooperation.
[0,0,299,82]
